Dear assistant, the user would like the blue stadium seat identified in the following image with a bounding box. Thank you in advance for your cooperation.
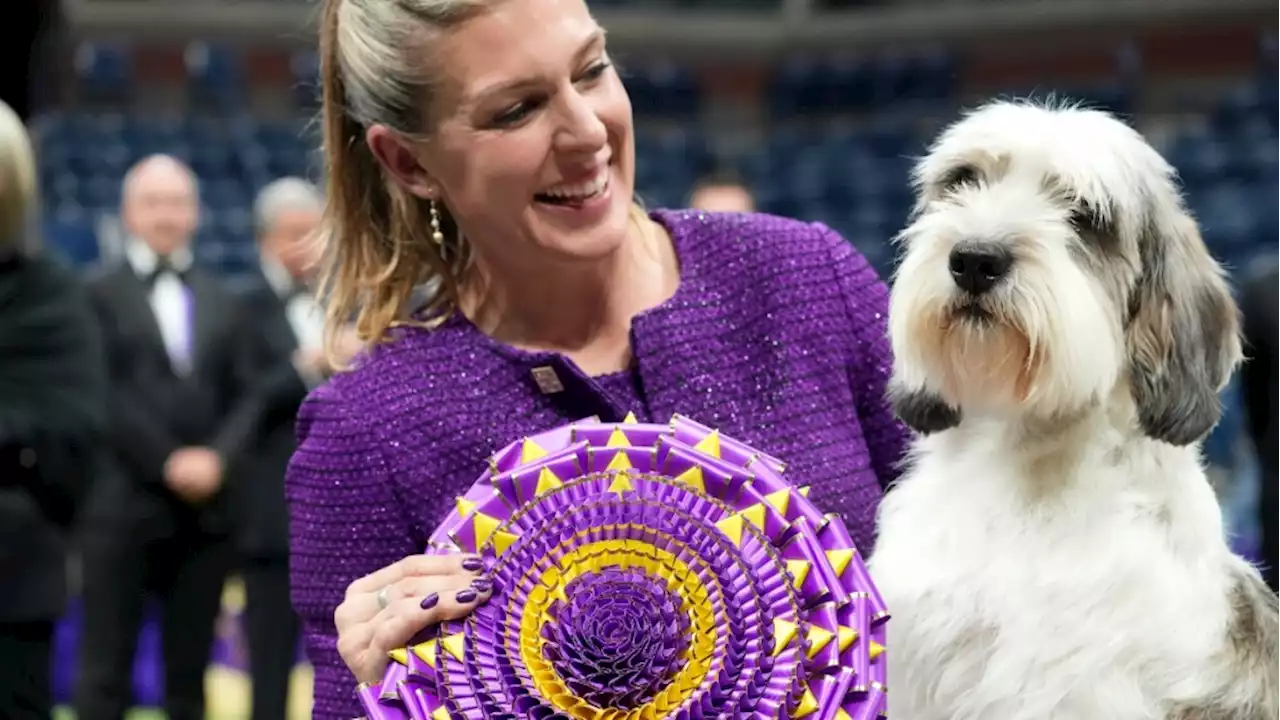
[624,62,700,118]
[74,44,134,104]
[291,50,322,109]
[185,43,245,110]
[44,213,101,268]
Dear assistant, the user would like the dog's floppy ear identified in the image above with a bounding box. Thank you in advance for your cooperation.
[1126,208,1242,446]
[889,382,962,435]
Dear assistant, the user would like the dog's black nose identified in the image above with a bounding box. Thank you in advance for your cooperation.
[949,245,1013,295]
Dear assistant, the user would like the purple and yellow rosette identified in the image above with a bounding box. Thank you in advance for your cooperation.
[359,414,888,720]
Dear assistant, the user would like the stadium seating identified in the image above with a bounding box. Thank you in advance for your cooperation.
[45,38,1276,281]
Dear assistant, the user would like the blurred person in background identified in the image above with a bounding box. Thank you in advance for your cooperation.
[231,177,327,720]
[687,170,756,213]
[1240,260,1277,591]
[0,0,64,121]
[287,0,908,716]
[0,98,105,720]
[75,155,255,720]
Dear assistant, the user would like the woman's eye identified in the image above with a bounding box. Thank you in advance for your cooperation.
[581,61,611,81]
[489,61,610,128]
[492,100,538,127]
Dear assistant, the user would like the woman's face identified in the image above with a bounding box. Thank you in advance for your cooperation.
[386,0,636,269]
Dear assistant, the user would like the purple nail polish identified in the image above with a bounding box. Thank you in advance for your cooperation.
[419,593,439,610]
[455,589,478,604]
[471,578,493,593]
[461,557,484,572]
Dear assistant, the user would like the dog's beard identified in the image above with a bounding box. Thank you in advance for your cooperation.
[906,296,1045,412]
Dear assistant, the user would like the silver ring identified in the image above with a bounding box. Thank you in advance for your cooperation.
[375,585,392,610]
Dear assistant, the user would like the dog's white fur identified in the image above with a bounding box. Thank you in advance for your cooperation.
[870,100,1278,720]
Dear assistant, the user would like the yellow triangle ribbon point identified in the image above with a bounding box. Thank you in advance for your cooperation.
[693,431,722,458]
[606,428,631,447]
[492,529,520,556]
[827,549,854,577]
[740,503,767,531]
[440,632,465,661]
[472,513,502,547]
[772,618,799,657]
[764,488,792,515]
[806,625,835,659]
[715,514,745,546]
[387,647,408,666]
[837,625,858,652]
[410,640,438,667]
[673,466,706,493]
[622,411,638,423]
[786,559,811,589]
[520,437,548,463]
[869,641,885,661]
[793,688,820,718]
[455,496,477,517]
[605,451,633,472]
[534,467,562,495]
[607,472,634,495]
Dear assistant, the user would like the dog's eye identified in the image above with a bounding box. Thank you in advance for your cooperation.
[1069,205,1109,234]
[940,165,980,191]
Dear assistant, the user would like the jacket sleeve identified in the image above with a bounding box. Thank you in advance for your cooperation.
[0,265,107,525]
[209,295,305,463]
[823,225,913,491]
[287,380,420,720]
[89,276,180,485]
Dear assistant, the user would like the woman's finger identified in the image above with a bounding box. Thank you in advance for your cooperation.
[369,580,494,658]
[347,553,483,598]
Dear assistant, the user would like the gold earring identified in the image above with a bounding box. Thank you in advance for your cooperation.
[428,199,445,248]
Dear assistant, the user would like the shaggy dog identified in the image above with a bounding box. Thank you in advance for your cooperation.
[869,100,1278,720]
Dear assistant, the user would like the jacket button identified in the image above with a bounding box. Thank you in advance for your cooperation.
[18,448,36,468]
[531,366,564,394]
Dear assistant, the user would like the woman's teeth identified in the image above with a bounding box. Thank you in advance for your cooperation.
[537,171,608,204]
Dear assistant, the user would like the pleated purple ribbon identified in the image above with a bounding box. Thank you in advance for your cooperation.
[359,414,889,720]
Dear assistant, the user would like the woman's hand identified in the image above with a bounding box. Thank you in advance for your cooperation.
[335,553,492,684]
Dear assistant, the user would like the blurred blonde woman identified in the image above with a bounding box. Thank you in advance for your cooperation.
[288,1,909,716]
[0,99,106,720]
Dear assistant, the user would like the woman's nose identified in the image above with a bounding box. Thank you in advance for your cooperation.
[554,90,608,154]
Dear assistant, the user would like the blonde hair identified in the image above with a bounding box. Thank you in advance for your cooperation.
[316,0,491,363]
[0,100,38,257]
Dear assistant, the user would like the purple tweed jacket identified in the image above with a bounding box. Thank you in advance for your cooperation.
[286,209,911,719]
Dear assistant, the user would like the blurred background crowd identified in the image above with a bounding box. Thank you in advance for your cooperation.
[0,0,1273,718]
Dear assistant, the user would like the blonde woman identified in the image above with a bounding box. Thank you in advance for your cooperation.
[288,0,911,716]
[0,98,106,719]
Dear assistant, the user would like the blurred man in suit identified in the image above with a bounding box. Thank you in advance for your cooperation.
[1240,260,1277,591]
[75,155,255,720]
[0,98,105,720]
[688,170,756,214]
[233,177,327,719]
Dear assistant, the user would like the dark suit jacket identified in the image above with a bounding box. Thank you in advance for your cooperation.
[83,260,256,539]
[228,273,315,557]
[1239,258,1280,589]
[0,253,106,621]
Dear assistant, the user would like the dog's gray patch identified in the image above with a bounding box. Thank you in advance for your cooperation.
[889,383,962,434]
[1166,565,1279,720]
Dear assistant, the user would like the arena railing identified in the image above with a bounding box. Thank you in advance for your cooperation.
[67,0,1271,55]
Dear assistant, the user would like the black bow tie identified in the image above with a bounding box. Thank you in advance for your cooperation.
[145,256,188,287]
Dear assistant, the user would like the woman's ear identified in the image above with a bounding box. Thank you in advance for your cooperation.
[366,125,438,200]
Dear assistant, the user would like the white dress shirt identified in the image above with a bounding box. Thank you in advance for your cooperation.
[261,260,323,355]
[126,240,194,375]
